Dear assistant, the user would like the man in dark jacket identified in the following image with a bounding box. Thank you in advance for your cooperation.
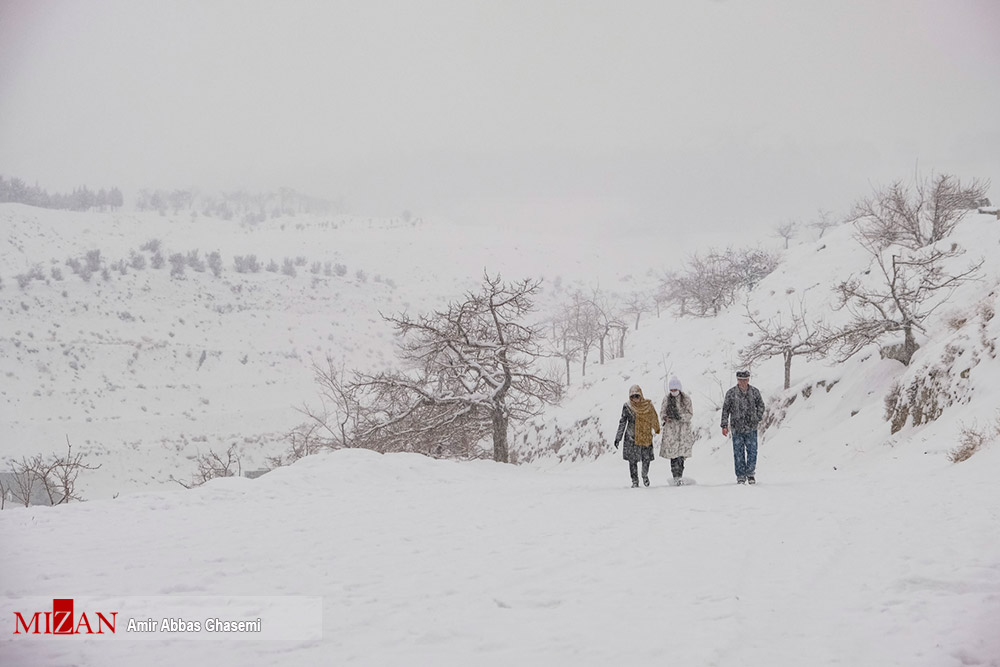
[720,370,766,484]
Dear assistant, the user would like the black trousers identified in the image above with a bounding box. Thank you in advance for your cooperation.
[670,457,685,479]
[628,460,650,483]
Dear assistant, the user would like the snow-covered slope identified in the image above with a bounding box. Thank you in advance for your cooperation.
[2,203,999,666]
[1,204,679,495]
[3,446,999,666]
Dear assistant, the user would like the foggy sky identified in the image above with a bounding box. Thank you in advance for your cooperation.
[1,0,998,236]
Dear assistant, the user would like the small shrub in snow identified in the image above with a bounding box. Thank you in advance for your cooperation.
[310,262,322,275]
[169,253,186,278]
[266,259,279,273]
[51,267,64,281]
[323,261,333,276]
[234,255,262,273]
[282,258,297,277]
[129,251,147,270]
[294,256,307,266]
[355,269,367,282]
[186,250,206,272]
[15,274,30,290]
[140,238,162,253]
[946,313,969,331]
[101,268,111,281]
[950,423,992,463]
[169,444,242,488]
[112,259,128,275]
[151,251,164,269]
[207,251,223,277]
[85,249,102,273]
[66,257,82,274]
[334,263,347,277]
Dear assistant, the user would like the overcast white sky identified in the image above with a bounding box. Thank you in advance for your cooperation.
[1,0,997,235]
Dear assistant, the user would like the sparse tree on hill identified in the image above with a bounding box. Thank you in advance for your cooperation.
[810,209,840,239]
[740,298,827,390]
[774,220,799,249]
[850,173,989,250]
[623,291,650,331]
[564,292,603,377]
[328,273,559,463]
[827,235,982,366]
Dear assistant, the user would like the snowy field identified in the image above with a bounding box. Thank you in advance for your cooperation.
[3,446,999,666]
[2,203,1000,665]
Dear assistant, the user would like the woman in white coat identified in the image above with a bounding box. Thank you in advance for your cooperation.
[660,376,695,484]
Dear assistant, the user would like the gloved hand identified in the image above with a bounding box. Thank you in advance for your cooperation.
[721,427,729,437]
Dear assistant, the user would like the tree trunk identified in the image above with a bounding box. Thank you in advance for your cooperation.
[565,357,571,386]
[581,349,588,377]
[634,313,641,331]
[901,325,918,366]
[599,334,606,364]
[783,349,793,390]
[492,408,509,463]
[617,330,626,357]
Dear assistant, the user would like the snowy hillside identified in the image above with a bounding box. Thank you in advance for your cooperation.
[3,203,1000,666]
[1,204,677,497]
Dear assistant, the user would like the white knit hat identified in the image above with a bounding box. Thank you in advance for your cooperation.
[668,376,682,391]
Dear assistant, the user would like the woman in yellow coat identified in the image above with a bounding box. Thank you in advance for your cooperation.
[613,384,661,487]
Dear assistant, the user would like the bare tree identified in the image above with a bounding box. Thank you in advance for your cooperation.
[170,444,242,488]
[850,173,989,250]
[3,438,100,506]
[725,247,780,292]
[548,312,581,386]
[741,298,827,389]
[668,248,778,318]
[611,320,629,358]
[346,273,560,463]
[827,236,982,366]
[809,209,840,239]
[298,357,357,449]
[773,220,799,249]
[587,288,625,364]
[658,270,697,317]
[565,291,602,377]
[623,291,650,330]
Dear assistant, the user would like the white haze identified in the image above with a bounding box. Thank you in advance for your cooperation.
[1,0,998,235]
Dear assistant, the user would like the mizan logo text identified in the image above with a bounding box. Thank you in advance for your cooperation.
[13,599,117,635]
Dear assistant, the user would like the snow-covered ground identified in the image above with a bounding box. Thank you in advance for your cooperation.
[3,447,999,666]
[2,202,1000,665]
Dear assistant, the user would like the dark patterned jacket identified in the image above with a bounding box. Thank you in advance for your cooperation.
[720,385,766,433]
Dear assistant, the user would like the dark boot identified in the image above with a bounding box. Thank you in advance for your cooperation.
[629,461,639,488]
[641,460,650,487]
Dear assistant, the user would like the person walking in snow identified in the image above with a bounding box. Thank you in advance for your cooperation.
[660,376,695,484]
[720,370,766,484]
[614,384,660,487]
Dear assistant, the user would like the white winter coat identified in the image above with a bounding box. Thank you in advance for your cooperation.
[659,392,696,458]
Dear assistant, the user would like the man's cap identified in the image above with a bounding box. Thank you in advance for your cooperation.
[736,370,750,379]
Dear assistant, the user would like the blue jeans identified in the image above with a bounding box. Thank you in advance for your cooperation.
[732,431,758,480]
